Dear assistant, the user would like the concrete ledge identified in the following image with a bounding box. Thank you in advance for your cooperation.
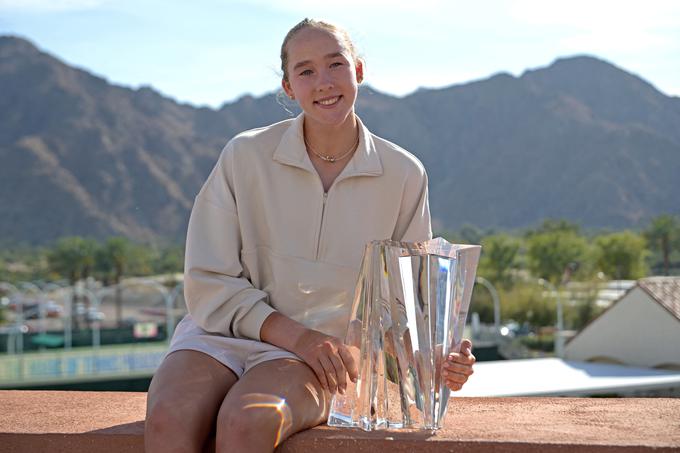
[0,391,679,452]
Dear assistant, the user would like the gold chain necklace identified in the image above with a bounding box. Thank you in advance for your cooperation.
[304,131,360,163]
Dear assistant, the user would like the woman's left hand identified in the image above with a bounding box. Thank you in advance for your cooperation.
[442,339,475,391]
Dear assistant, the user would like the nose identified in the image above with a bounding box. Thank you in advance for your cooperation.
[316,69,334,91]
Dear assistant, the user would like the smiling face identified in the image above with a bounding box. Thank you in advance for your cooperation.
[282,26,363,129]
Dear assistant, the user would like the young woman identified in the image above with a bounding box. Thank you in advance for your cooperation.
[145,18,476,453]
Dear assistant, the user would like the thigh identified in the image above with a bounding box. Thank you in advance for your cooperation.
[146,350,239,448]
[217,359,330,442]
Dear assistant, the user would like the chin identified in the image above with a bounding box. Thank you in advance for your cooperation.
[307,108,355,127]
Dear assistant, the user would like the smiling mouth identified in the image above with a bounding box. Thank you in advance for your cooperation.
[315,96,342,106]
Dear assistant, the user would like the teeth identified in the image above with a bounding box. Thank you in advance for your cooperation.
[318,96,340,105]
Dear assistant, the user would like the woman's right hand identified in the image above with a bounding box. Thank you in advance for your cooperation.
[260,312,359,395]
[291,328,359,395]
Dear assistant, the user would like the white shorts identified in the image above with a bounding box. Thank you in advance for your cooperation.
[166,314,302,377]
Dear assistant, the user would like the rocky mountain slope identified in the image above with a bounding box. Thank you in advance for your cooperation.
[1,36,678,244]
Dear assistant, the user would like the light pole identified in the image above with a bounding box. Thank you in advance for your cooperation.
[167,282,184,343]
[475,276,501,339]
[71,287,102,350]
[537,278,564,358]
[134,279,173,342]
[97,278,173,341]
[0,282,21,355]
[18,281,46,353]
[40,282,67,348]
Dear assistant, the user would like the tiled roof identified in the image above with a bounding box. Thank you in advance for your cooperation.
[638,277,680,321]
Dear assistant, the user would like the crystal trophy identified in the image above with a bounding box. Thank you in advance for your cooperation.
[327,238,481,431]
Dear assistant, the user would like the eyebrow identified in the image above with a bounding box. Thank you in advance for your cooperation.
[292,52,345,71]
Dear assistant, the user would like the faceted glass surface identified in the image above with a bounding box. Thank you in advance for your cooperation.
[327,238,481,431]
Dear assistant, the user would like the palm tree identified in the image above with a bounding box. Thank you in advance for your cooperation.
[47,236,98,329]
[644,215,679,275]
[97,237,132,327]
[480,234,520,288]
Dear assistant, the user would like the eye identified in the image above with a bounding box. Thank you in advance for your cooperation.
[299,69,313,76]
[330,61,343,68]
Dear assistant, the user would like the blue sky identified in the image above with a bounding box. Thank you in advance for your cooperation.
[1,0,679,108]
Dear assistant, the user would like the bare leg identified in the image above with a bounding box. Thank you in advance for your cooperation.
[215,358,330,453]
[145,350,239,453]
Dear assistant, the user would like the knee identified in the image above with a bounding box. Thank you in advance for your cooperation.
[145,399,183,439]
[216,395,293,448]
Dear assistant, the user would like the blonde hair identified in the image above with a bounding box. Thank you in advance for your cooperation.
[280,18,359,82]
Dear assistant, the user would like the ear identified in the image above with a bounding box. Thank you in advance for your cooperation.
[355,59,364,84]
[281,79,295,100]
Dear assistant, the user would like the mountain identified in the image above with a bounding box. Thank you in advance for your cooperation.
[1,36,679,244]
[359,60,680,231]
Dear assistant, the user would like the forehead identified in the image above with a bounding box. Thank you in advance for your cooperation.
[286,27,350,64]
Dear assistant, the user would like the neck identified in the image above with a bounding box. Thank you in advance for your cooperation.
[303,112,358,158]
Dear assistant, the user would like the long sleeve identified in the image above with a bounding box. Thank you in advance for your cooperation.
[183,143,276,340]
[394,165,433,243]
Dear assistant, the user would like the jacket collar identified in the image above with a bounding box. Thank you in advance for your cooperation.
[272,113,383,178]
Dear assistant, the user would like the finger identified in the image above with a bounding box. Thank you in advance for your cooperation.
[459,338,473,356]
[310,361,329,391]
[444,362,474,375]
[329,353,347,393]
[447,353,476,366]
[338,345,358,383]
[444,370,471,384]
[319,356,338,394]
[446,380,464,391]
[444,353,477,365]
[453,354,477,364]
[448,348,475,361]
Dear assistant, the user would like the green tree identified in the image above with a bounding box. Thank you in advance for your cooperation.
[458,224,485,245]
[644,214,679,275]
[563,279,604,331]
[479,234,521,288]
[497,283,556,328]
[95,237,133,326]
[47,237,98,284]
[527,230,589,284]
[96,238,128,283]
[440,224,487,245]
[152,244,184,274]
[594,231,648,279]
[47,237,98,330]
[530,218,580,236]
[95,237,158,279]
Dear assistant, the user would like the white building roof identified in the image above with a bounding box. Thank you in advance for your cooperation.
[562,276,680,369]
[454,358,680,397]
[637,277,680,320]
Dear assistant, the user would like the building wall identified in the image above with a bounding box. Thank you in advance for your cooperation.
[564,287,680,368]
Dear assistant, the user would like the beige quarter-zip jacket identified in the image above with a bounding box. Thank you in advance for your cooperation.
[184,114,432,341]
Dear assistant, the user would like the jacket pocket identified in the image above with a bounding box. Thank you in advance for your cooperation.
[241,246,359,338]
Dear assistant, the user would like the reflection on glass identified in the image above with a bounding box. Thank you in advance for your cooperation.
[328,238,481,431]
